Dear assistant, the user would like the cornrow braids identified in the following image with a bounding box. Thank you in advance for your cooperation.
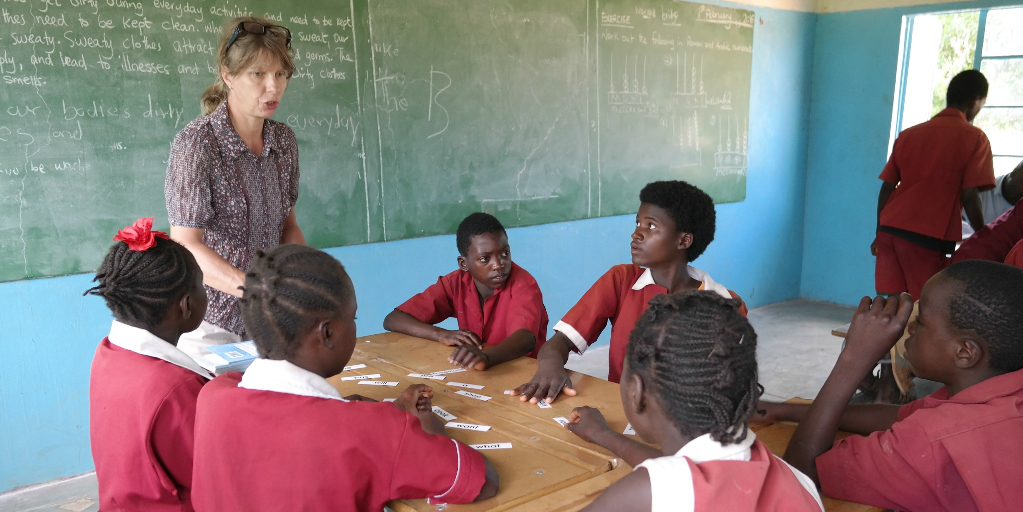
[241,244,354,360]
[84,237,200,328]
[626,291,761,445]
[944,260,1023,373]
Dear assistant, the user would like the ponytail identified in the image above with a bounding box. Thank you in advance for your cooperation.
[200,80,230,115]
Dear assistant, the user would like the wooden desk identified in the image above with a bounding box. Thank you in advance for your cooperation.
[328,333,880,512]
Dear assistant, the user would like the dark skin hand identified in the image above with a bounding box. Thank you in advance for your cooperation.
[962,187,985,232]
[449,329,535,370]
[565,406,661,467]
[392,384,444,435]
[783,294,914,485]
[510,333,578,403]
[384,309,484,348]
[754,401,900,436]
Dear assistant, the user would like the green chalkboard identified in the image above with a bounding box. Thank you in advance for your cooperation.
[0,0,752,282]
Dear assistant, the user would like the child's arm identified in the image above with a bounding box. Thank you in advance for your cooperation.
[783,294,913,486]
[755,401,901,436]
[383,309,483,347]
[449,329,536,370]
[393,384,446,436]
[474,455,500,502]
[962,186,986,232]
[579,469,651,511]
[512,332,578,403]
[566,406,661,467]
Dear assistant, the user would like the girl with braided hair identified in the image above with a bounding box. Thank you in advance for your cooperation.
[86,217,210,511]
[565,291,823,512]
[190,244,498,511]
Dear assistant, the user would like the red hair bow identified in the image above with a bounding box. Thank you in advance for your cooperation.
[113,217,169,252]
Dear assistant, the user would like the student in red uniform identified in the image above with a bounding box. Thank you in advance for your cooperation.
[951,197,1023,266]
[872,69,996,300]
[512,181,747,402]
[86,217,211,512]
[192,244,498,512]
[760,260,1023,512]
[384,212,548,369]
[564,292,823,512]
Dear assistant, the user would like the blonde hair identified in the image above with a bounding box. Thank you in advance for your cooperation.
[200,16,297,115]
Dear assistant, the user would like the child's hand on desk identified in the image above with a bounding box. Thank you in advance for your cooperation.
[844,293,914,366]
[394,384,434,414]
[565,406,613,445]
[450,344,490,370]
[436,329,484,348]
[512,364,577,404]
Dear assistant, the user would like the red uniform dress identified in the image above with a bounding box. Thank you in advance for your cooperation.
[397,262,548,357]
[877,108,996,299]
[817,368,1023,512]
[89,321,212,512]
[554,265,747,383]
[951,199,1023,265]
[192,359,487,512]
[1004,240,1023,268]
[635,429,823,512]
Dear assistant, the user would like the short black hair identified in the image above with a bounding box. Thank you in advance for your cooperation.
[456,212,506,257]
[625,291,760,444]
[85,237,201,328]
[944,260,1023,373]
[241,244,354,360]
[639,181,716,262]
[946,69,988,107]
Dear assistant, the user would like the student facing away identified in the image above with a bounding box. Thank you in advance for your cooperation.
[384,212,548,370]
[191,245,498,511]
[760,260,1023,512]
[565,292,823,512]
[513,180,747,403]
[87,217,211,511]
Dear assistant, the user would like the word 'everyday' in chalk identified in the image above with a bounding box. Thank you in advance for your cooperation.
[446,422,492,432]
[455,390,492,401]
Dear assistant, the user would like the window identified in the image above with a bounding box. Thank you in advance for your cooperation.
[894,7,1023,177]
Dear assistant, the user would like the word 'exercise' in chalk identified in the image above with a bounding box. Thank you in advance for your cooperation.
[446,422,492,432]
[456,390,492,401]
[432,406,456,421]
[447,382,485,390]
[358,381,399,387]
[342,364,367,371]
[408,373,446,380]
[470,443,513,450]
[340,374,381,381]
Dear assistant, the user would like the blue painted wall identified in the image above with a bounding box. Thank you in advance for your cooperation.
[0,3,815,493]
[800,0,1023,306]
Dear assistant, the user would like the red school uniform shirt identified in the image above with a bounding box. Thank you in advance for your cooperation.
[397,262,548,357]
[816,368,1023,512]
[951,198,1023,264]
[636,430,823,512]
[553,264,747,384]
[191,360,487,512]
[90,323,211,512]
[879,108,995,242]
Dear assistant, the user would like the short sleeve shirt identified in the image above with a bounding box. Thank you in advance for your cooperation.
[816,368,1023,512]
[553,265,747,383]
[192,373,486,511]
[165,102,300,335]
[880,108,996,241]
[396,262,549,356]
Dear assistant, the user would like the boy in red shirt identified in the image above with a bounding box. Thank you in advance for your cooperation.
[872,69,996,300]
[87,218,211,512]
[192,245,498,512]
[761,260,1023,512]
[384,212,548,369]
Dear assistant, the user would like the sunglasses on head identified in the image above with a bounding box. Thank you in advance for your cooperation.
[224,21,292,57]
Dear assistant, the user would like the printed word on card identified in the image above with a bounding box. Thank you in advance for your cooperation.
[342,364,367,371]
[624,423,637,435]
[408,373,446,381]
[446,422,491,432]
[470,443,512,450]
[553,417,570,427]
[341,374,381,381]
[432,406,457,421]
[358,380,399,387]
[455,390,492,401]
[447,382,484,390]
[536,399,552,409]
[426,368,468,376]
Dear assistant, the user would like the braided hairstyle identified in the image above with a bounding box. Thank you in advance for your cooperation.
[84,237,201,328]
[456,212,506,257]
[944,260,1023,373]
[241,244,354,360]
[625,291,761,444]
[639,181,716,262]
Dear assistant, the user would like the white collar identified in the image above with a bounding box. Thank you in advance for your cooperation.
[239,358,348,401]
[108,320,213,380]
[632,266,734,300]
[674,428,757,463]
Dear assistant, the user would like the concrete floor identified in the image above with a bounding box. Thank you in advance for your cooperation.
[0,299,856,511]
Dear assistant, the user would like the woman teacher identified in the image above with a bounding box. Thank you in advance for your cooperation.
[165,17,304,361]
